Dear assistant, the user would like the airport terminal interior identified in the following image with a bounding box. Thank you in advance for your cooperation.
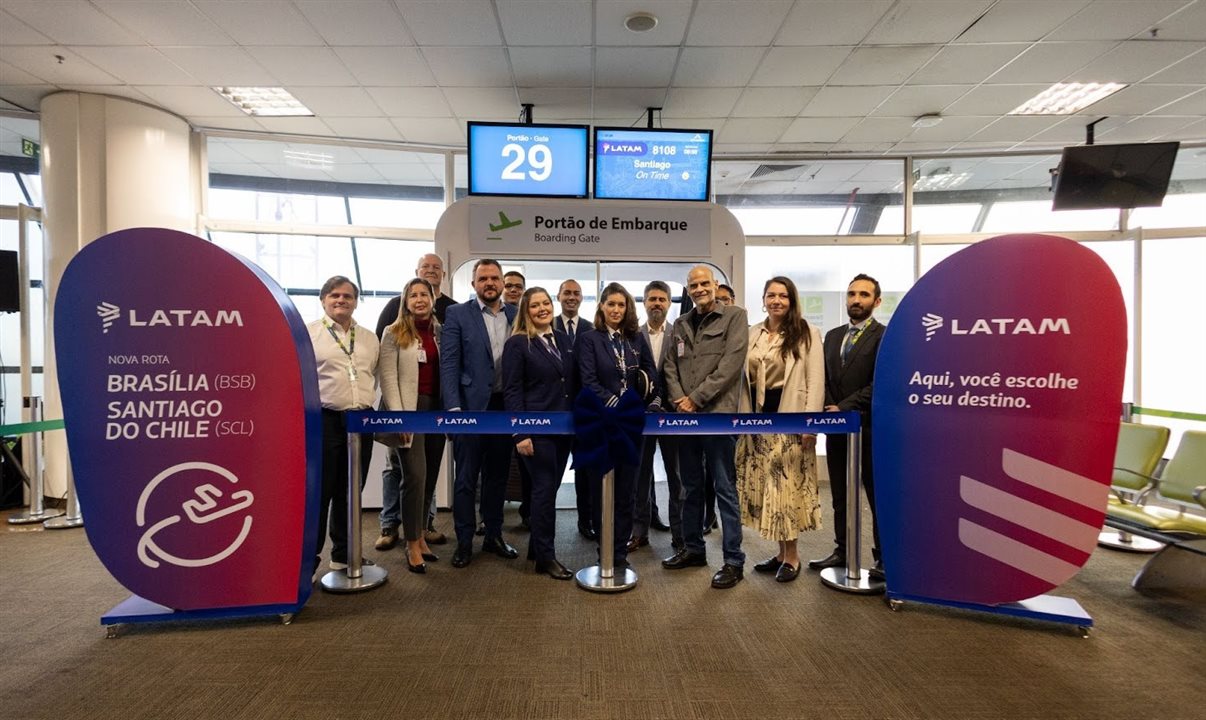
[1,1,1204,718]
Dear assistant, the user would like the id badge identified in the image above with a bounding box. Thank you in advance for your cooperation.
[676,339,685,357]
[418,348,428,364]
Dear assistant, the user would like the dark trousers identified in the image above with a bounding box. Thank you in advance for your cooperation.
[633,435,682,540]
[679,434,744,566]
[424,430,445,526]
[825,424,880,560]
[396,394,435,542]
[452,393,511,547]
[573,462,593,531]
[521,437,570,562]
[517,450,533,522]
[318,409,373,567]
[590,454,640,566]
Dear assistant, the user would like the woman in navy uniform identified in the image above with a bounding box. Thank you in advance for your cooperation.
[502,287,574,580]
[576,282,659,570]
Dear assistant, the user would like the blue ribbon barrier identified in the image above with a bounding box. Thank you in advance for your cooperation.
[344,409,861,435]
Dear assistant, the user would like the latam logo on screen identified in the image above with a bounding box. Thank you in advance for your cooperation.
[873,234,1126,606]
[55,227,320,613]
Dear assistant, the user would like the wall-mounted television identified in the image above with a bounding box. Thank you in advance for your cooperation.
[593,127,713,201]
[1052,141,1180,210]
[467,121,589,198]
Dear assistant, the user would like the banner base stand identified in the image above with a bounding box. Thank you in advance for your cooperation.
[886,591,1093,636]
[101,595,302,637]
[820,566,885,594]
[575,564,637,593]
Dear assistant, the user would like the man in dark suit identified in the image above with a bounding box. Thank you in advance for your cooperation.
[630,280,680,551]
[555,278,595,541]
[440,259,520,568]
[808,273,886,579]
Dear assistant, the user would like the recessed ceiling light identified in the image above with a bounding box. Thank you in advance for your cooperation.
[213,87,314,117]
[624,12,658,32]
[1009,82,1126,115]
[912,113,943,128]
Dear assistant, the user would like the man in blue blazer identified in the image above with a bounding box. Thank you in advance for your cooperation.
[440,259,520,568]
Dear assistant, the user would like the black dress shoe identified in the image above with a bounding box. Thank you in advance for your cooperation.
[408,560,426,574]
[753,556,784,573]
[482,535,519,559]
[868,560,886,581]
[661,548,708,569]
[625,536,649,552]
[807,550,846,570]
[475,522,486,536]
[650,516,670,532]
[775,562,799,583]
[451,545,472,568]
[578,522,597,541]
[535,558,573,580]
[711,563,744,589]
[422,551,439,562]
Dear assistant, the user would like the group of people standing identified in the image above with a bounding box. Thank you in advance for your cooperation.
[308,254,885,589]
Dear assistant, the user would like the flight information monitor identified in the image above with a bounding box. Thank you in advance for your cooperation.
[593,127,713,201]
[467,122,589,198]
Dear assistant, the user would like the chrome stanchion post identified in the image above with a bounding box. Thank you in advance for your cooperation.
[820,428,883,593]
[9,397,63,525]
[321,430,387,593]
[44,447,83,529]
[576,469,637,593]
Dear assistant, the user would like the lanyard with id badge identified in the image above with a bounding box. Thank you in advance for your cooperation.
[323,319,358,382]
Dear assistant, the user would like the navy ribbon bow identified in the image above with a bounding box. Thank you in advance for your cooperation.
[571,387,644,474]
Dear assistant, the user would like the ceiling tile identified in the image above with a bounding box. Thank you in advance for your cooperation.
[658,117,725,135]
[871,85,972,117]
[801,86,896,118]
[94,1,232,45]
[159,47,278,86]
[1085,84,1204,115]
[288,87,385,117]
[366,87,452,117]
[422,47,512,86]
[1148,2,1206,40]
[1047,1,1189,40]
[193,0,325,45]
[253,116,337,136]
[244,47,358,86]
[4,0,144,44]
[390,117,465,145]
[673,47,764,87]
[750,46,853,87]
[595,47,679,88]
[908,44,1027,85]
[0,46,120,85]
[716,117,791,144]
[509,47,592,87]
[686,1,793,46]
[0,84,54,112]
[189,116,264,132]
[71,46,196,86]
[663,88,742,117]
[0,9,54,46]
[943,84,1050,116]
[1065,41,1205,83]
[397,0,503,46]
[730,87,820,118]
[1098,115,1200,142]
[987,42,1115,83]
[591,88,668,118]
[1155,117,1205,140]
[955,1,1091,42]
[828,45,941,85]
[325,47,432,86]
[442,87,519,119]
[1146,48,1206,82]
[294,0,413,46]
[0,60,45,86]
[969,116,1065,143]
[1144,89,1206,116]
[135,85,249,117]
[841,118,916,144]
[780,116,860,143]
[516,87,593,119]
[1024,117,1101,144]
[776,1,893,46]
[595,0,692,46]
[906,116,996,142]
[863,0,995,44]
[497,0,592,45]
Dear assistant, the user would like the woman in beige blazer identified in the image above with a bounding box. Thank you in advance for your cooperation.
[377,277,441,573]
[737,276,824,583]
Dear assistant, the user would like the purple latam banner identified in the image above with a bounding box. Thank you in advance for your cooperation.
[55,228,320,613]
[873,234,1125,606]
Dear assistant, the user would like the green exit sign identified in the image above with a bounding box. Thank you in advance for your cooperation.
[21,138,40,159]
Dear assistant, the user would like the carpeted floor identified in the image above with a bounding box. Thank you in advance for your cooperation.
[1,481,1202,720]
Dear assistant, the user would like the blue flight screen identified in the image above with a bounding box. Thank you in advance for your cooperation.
[468,122,589,198]
[594,127,713,201]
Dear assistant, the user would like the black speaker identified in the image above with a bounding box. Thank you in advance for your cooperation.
[0,250,19,313]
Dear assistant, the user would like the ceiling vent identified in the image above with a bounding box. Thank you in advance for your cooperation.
[749,163,811,181]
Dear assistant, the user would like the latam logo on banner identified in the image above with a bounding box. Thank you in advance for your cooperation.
[873,234,1126,606]
[55,228,321,612]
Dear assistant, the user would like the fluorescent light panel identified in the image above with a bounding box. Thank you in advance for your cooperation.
[283,149,334,169]
[1009,83,1126,115]
[213,87,313,117]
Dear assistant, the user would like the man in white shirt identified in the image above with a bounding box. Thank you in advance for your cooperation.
[554,278,594,540]
[308,275,379,572]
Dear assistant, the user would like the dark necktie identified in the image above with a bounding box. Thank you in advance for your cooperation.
[841,325,858,363]
[543,333,560,360]
[566,319,576,345]
[611,332,624,357]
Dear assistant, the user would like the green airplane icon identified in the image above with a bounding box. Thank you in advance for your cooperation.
[489,211,523,232]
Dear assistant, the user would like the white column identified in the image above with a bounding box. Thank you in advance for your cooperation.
[39,92,200,498]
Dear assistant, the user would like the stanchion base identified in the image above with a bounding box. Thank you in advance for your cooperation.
[819,566,885,594]
[320,564,388,594]
[7,508,64,525]
[1097,529,1163,553]
[43,514,84,530]
[575,564,637,593]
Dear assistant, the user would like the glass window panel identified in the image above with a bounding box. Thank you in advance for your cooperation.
[1130,193,1206,229]
[348,198,444,230]
[210,232,356,291]
[878,204,983,234]
[982,200,1119,233]
[1081,240,1134,402]
[728,207,848,236]
[20,173,41,207]
[0,173,22,206]
[353,238,435,296]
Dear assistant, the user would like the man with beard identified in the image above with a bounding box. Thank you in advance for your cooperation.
[555,278,595,540]
[630,280,679,552]
[808,273,886,579]
[441,259,520,568]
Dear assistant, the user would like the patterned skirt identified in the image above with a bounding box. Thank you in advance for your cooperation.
[736,433,822,541]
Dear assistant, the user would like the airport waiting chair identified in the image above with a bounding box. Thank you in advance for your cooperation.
[1098,422,1170,552]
